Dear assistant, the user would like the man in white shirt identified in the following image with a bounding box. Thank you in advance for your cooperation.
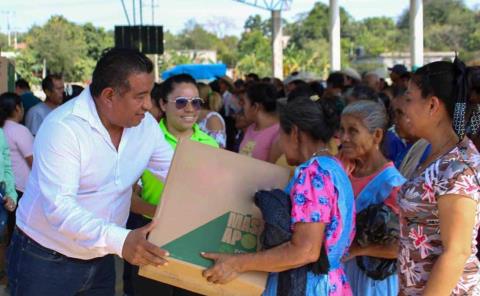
[25,74,64,136]
[8,48,174,295]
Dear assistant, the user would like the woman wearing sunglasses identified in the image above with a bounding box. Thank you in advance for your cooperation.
[130,74,218,296]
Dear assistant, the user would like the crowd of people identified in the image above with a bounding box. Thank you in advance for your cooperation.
[0,47,479,296]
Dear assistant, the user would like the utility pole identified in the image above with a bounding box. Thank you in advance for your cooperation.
[132,0,136,25]
[120,0,131,25]
[1,11,13,48]
[140,0,143,25]
[151,0,155,25]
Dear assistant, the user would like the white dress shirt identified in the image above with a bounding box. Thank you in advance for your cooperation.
[16,88,173,260]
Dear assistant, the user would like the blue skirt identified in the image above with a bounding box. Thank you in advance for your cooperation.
[344,260,398,296]
[262,272,330,296]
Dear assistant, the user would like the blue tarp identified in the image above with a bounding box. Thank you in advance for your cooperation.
[161,64,227,81]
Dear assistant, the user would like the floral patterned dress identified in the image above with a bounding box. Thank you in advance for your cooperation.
[398,138,480,295]
[263,156,356,296]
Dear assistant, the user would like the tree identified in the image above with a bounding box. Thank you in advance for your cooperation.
[397,0,479,55]
[351,17,404,56]
[236,30,271,77]
[27,16,87,81]
[82,23,113,61]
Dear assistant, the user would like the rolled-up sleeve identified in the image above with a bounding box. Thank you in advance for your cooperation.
[34,122,130,257]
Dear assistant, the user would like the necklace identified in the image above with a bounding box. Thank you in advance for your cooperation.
[312,147,330,157]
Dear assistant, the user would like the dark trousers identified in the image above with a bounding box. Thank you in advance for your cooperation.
[7,228,115,296]
[124,213,201,296]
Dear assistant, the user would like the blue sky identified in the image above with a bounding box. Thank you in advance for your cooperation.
[1,0,479,36]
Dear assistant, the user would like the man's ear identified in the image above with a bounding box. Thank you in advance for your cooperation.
[98,87,116,107]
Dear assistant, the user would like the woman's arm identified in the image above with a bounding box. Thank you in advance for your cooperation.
[25,155,33,168]
[422,194,476,296]
[202,222,325,284]
[130,184,156,217]
[344,241,398,261]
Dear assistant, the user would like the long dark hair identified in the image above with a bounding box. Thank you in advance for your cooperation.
[0,92,22,127]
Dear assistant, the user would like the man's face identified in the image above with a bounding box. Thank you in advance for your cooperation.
[110,72,154,128]
[46,78,65,105]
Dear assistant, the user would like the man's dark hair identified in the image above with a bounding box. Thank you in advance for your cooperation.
[327,72,345,90]
[246,73,260,82]
[15,79,30,90]
[90,48,153,98]
[42,74,63,92]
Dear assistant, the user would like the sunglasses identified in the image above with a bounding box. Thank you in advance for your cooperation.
[168,96,204,110]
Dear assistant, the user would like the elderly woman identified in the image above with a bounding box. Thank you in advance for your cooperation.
[339,100,405,296]
[397,60,480,295]
[202,97,355,295]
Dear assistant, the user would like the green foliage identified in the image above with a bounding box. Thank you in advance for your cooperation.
[236,30,272,77]
[27,16,88,81]
[10,0,480,83]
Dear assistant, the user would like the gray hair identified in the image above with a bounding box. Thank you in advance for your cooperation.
[342,100,388,133]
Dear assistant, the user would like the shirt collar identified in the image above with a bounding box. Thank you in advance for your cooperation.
[159,118,203,146]
[71,87,105,130]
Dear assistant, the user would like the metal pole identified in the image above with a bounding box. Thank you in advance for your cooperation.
[410,0,424,70]
[329,0,341,71]
[272,10,283,79]
[6,12,11,48]
[140,0,143,25]
[133,0,136,25]
[120,0,131,25]
[151,0,154,24]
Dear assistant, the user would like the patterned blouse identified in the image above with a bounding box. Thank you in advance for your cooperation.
[398,138,480,295]
[290,158,354,296]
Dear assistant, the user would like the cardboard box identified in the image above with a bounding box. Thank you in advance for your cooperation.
[140,139,291,295]
[0,57,15,94]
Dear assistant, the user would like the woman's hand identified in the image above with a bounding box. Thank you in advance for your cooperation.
[342,242,364,262]
[201,252,243,284]
[4,196,16,212]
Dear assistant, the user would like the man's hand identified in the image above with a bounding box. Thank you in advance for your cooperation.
[122,220,169,267]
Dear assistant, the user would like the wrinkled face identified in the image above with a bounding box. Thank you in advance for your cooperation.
[160,82,200,133]
[279,127,301,166]
[46,78,65,105]
[110,72,154,128]
[339,114,379,160]
[402,80,432,139]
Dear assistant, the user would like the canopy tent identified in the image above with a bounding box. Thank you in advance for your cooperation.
[161,64,227,81]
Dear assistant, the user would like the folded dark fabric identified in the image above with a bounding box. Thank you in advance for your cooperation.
[255,189,330,296]
[355,203,399,280]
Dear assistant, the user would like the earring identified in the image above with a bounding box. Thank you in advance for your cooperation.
[453,102,467,139]
[468,104,480,136]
